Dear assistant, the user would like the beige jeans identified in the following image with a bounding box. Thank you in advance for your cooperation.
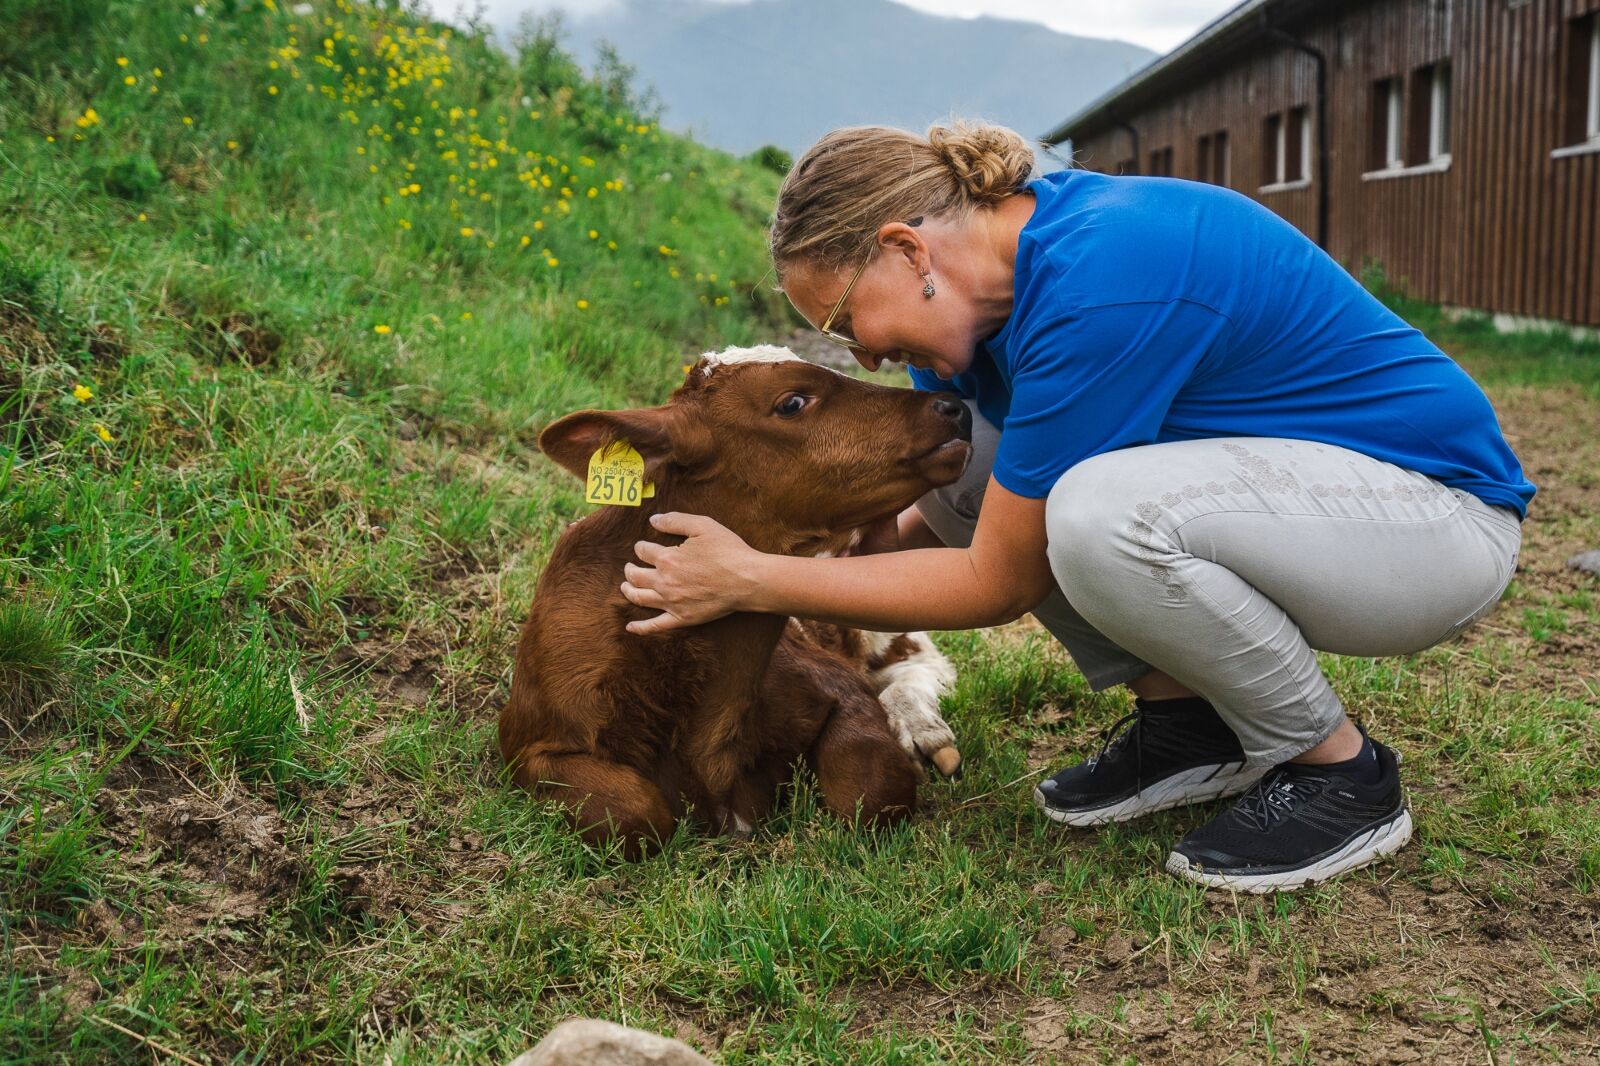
[917,405,1522,767]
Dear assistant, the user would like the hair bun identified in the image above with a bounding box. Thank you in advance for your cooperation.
[926,121,1034,207]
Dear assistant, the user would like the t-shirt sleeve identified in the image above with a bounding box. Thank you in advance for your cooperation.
[994,299,1232,498]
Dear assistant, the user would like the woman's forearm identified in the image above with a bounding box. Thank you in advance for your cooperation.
[896,505,947,551]
[745,546,1020,632]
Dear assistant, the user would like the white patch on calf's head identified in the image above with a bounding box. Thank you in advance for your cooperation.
[697,344,845,378]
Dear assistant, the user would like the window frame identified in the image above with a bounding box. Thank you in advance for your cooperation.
[1590,15,1600,141]
[1262,111,1284,187]
[1429,62,1452,161]
[1362,74,1452,180]
[1552,13,1600,158]
[1385,79,1403,168]
[1259,110,1310,194]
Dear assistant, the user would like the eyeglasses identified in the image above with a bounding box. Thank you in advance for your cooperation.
[817,253,869,351]
[815,217,922,351]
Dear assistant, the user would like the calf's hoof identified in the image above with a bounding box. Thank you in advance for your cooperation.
[929,745,963,779]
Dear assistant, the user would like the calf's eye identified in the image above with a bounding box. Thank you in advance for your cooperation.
[774,394,809,417]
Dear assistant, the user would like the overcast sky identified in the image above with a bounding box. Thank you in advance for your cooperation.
[460,0,1240,54]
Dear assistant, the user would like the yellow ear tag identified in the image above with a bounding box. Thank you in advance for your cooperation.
[585,441,655,506]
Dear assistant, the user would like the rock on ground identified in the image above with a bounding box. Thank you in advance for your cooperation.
[1567,549,1600,575]
[508,1019,713,1066]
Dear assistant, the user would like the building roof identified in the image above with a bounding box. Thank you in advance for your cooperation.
[1040,0,1332,145]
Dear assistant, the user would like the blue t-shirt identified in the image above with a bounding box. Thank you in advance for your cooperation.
[909,170,1535,517]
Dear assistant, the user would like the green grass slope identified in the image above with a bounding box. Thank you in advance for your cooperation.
[2,0,787,776]
[4,3,1600,1063]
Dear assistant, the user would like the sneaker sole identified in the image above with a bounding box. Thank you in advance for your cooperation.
[1033,761,1268,828]
[1163,807,1414,894]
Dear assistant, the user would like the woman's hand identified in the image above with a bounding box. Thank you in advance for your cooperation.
[620,513,763,635]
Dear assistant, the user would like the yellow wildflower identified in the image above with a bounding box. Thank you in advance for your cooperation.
[519,235,530,247]
[137,212,147,221]
[124,75,137,86]
[587,229,598,239]
[460,311,472,320]
[182,116,193,126]
[459,226,473,237]
[546,256,558,267]
[576,300,589,310]
[116,56,129,67]
[74,384,93,402]
[373,324,392,334]
[94,423,114,442]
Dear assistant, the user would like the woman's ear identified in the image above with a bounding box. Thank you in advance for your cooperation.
[876,219,931,277]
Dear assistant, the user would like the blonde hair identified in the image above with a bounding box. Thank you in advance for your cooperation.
[768,120,1036,282]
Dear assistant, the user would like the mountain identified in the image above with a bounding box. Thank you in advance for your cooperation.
[502,0,1156,158]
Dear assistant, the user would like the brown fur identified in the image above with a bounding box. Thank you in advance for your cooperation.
[501,354,972,858]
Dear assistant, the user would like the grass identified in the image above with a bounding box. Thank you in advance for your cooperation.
[3,2,1599,1062]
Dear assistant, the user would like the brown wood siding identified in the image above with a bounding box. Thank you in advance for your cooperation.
[1065,0,1600,327]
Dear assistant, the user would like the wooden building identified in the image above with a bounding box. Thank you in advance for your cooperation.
[1043,0,1600,328]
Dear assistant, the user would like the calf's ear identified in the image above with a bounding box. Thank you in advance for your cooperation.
[539,406,698,481]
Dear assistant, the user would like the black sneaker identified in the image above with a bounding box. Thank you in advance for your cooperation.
[1165,734,1413,893]
[1033,698,1265,827]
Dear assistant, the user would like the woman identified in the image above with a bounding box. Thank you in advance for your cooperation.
[619,122,1531,893]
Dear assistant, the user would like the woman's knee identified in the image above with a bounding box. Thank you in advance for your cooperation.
[1044,452,1154,590]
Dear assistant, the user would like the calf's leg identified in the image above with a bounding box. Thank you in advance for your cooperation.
[511,748,675,860]
[806,691,919,828]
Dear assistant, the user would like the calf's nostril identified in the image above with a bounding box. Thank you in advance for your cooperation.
[930,396,973,441]
[953,404,972,441]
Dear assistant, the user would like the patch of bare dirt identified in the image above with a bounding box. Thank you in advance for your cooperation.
[14,753,518,1038]
[1449,384,1600,699]
[331,634,448,710]
[819,853,1599,1062]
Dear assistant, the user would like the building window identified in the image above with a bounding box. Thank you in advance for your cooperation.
[1148,146,1173,176]
[1212,130,1229,185]
[1198,130,1230,184]
[1261,111,1305,188]
[1263,112,1284,185]
[1287,105,1311,180]
[1563,14,1600,147]
[1431,63,1452,158]
[1370,77,1404,170]
[1592,16,1600,139]
[1409,62,1452,162]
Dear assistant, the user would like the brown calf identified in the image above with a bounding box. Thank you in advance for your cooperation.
[501,345,972,857]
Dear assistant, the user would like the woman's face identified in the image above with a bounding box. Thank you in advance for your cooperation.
[782,221,989,380]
